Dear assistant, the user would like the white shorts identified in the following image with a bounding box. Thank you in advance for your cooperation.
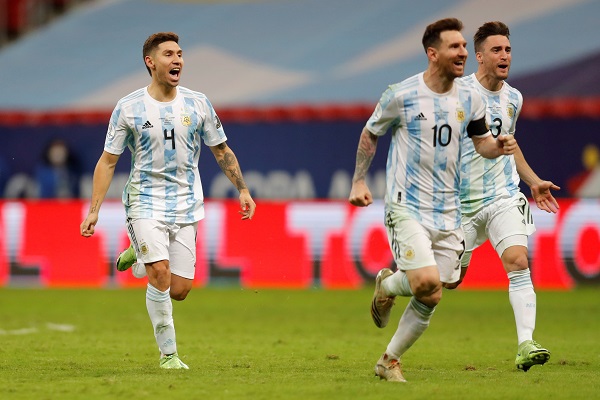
[126,218,198,280]
[385,207,465,284]
[462,192,535,257]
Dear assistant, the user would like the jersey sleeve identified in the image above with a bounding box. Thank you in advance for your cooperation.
[365,86,401,136]
[509,90,523,134]
[104,102,130,155]
[199,97,227,147]
[466,90,490,138]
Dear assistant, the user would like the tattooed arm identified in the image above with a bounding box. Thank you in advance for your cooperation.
[80,151,120,237]
[210,141,256,220]
[348,128,378,207]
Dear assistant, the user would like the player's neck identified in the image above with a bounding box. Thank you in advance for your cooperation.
[423,69,455,94]
[147,82,178,102]
[475,70,504,92]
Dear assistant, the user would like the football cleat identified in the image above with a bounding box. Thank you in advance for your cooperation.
[116,244,136,272]
[160,353,189,370]
[515,340,550,372]
[374,353,406,382]
[371,268,396,328]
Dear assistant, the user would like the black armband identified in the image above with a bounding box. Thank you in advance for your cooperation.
[467,117,488,137]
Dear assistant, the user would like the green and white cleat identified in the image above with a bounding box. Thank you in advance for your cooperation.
[116,244,136,272]
[515,340,550,371]
[370,268,396,328]
[159,353,189,370]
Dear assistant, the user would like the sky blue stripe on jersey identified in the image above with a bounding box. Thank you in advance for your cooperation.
[403,90,422,223]
[432,96,448,229]
[183,96,200,222]
[504,89,521,195]
[135,101,154,217]
[161,105,178,224]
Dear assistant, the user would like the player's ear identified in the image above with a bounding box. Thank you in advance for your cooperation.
[144,55,155,72]
[475,51,483,64]
[426,47,437,62]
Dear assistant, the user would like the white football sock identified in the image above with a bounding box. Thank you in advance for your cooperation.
[386,297,435,359]
[382,270,413,297]
[146,283,177,355]
[508,269,536,345]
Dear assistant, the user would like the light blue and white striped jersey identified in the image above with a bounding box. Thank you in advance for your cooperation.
[104,86,226,223]
[366,72,489,231]
[459,74,522,214]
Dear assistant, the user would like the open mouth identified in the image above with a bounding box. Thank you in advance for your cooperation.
[169,68,180,77]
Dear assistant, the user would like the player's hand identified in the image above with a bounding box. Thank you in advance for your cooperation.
[530,181,560,213]
[497,134,517,155]
[349,180,373,207]
[80,213,99,237]
[238,189,256,220]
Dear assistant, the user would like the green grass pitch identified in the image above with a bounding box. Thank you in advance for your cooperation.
[0,286,598,399]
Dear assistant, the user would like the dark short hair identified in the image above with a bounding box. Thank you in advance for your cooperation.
[473,21,510,52]
[422,18,463,52]
[142,32,180,76]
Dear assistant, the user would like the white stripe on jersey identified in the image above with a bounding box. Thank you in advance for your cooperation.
[366,72,487,231]
[459,74,522,214]
[104,86,226,223]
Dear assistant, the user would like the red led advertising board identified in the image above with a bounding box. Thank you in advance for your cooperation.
[0,199,597,289]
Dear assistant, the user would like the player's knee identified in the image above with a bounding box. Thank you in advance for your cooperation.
[412,276,441,298]
[170,289,190,301]
[503,251,529,272]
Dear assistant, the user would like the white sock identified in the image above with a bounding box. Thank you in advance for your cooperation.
[508,269,536,345]
[382,270,413,297]
[146,283,177,355]
[386,297,435,358]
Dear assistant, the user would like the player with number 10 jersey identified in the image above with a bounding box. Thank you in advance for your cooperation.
[366,72,490,231]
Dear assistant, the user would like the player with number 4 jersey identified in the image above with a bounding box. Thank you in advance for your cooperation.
[80,32,256,370]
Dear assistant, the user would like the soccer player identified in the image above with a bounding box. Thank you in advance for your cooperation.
[446,21,559,371]
[80,32,256,369]
[349,18,517,382]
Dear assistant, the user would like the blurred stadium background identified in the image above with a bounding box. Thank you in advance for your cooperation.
[0,0,598,289]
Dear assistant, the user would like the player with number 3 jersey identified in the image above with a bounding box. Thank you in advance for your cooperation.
[448,21,559,372]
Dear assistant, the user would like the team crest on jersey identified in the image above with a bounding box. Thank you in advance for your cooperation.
[181,114,192,126]
[455,108,465,122]
[507,104,515,119]
[140,242,149,256]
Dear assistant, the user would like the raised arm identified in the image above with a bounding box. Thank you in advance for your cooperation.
[210,141,256,220]
[80,151,120,237]
[349,127,379,207]
[514,144,560,213]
